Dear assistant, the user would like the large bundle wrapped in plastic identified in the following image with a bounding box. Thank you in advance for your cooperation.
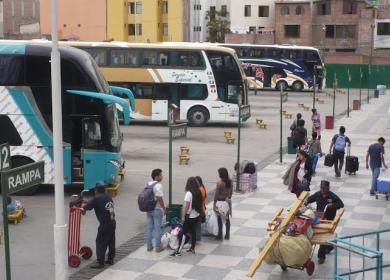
[264,234,312,267]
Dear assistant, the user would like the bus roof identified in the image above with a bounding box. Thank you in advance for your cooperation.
[220,43,320,52]
[57,40,238,55]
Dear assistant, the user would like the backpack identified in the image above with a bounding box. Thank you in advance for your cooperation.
[138,182,158,212]
[334,135,346,151]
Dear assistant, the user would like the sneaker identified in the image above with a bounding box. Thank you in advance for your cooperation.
[169,251,181,257]
[90,262,104,269]
[186,248,195,254]
[155,246,164,253]
[105,259,114,265]
[370,191,375,196]
[147,246,153,252]
[335,172,341,178]
[318,257,325,264]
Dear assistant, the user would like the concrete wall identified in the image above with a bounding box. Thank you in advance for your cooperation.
[41,0,106,41]
[225,33,275,44]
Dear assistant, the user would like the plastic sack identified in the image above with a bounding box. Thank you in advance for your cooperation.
[161,232,171,249]
[264,234,312,267]
[205,211,226,236]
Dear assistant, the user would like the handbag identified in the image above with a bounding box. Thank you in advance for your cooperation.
[298,179,311,192]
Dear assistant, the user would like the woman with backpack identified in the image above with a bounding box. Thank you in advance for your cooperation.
[170,177,202,257]
[214,168,233,240]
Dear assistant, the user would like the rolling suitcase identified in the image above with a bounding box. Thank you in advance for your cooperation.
[345,148,359,175]
[324,154,334,167]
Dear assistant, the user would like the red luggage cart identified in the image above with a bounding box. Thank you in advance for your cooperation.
[68,195,93,267]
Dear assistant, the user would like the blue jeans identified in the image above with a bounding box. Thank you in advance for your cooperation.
[146,208,163,248]
[311,154,319,174]
[370,167,381,193]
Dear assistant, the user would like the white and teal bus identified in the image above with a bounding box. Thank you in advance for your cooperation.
[0,41,131,194]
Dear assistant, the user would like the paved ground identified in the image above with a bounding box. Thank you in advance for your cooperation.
[0,88,379,279]
[76,90,390,280]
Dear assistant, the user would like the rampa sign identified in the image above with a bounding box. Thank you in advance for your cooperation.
[1,161,44,195]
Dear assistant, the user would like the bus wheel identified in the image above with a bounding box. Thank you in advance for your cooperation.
[10,156,40,196]
[276,81,288,91]
[188,106,209,127]
[292,81,303,92]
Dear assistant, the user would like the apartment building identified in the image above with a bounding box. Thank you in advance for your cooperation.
[2,0,39,39]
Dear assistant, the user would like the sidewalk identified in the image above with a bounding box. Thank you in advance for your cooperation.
[88,94,390,280]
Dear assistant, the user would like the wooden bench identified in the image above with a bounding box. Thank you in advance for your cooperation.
[224,130,233,138]
[298,103,304,107]
[285,113,292,119]
[0,230,3,244]
[179,155,190,164]
[106,182,120,197]
[256,118,267,129]
[180,146,190,155]
[8,209,24,224]
[303,106,310,111]
[281,110,287,115]
[226,137,235,144]
[256,118,263,125]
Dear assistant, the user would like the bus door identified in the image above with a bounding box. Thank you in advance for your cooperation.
[152,84,175,121]
[81,117,106,189]
[262,67,272,88]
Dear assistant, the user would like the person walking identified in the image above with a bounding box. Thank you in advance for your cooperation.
[146,168,166,253]
[290,113,302,136]
[305,180,344,264]
[195,176,206,242]
[83,181,116,269]
[214,167,233,240]
[366,137,387,195]
[329,126,351,177]
[294,150,312,197]
[307,132,322,174]
[170,177,201,257]
[311,109,321,140]
[292,119,307,150]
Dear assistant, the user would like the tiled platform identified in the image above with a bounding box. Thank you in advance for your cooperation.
[88,96,390,279]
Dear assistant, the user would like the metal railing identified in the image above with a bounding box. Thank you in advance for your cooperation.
[328,228,390,280]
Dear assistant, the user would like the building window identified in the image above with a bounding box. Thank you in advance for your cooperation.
[163,23,168,36]
[317,1,331,15]
[210,6,216,20]
[258,6,269,17]
[162,1,168,14]
[194,4,201,10]
[136,1,142,14]
[377,22,390,35]
[249,26,256,33]
[129,2,135,14]
[284,25,300,38]
[136,24,142,35]
[244,5,251,17]
[281,6,290,15]
[193,26,202,32]
[335,25,356,38]
[325,25,334,38]
[128,24,135,36]
[296,5,304,15]
[221,5,227,16]
[343,0,357,14]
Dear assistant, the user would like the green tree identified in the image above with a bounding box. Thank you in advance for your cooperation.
[205,10,230,43]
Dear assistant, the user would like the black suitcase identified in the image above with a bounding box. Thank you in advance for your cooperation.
[324,154,334,167]
[345,156,359,175]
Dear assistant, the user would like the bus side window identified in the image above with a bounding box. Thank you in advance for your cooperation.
[84,48,107,66]
[61,60,92,89]
[189,52,204,67]
[0,55,25,86]
[180,84,207,100]
[174,51,189,67]
[134,84,153,99]
[143,50,158,66]
[25,56,51,86]
[153,84,170,100]
[272,68,287,78]
[0,115,23,146]
[110,49,127,66]
[158,52,169,66]
[128,49,139,66]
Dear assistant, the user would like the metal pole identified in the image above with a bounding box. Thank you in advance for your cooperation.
[359,67,362,107]
[312,73,316,109]
[236,100,241,192]
[2,184,11,280]
[368,23,375,104]
[347,87,350,117]
[168,125,172,207]
[333,73,336,120]
[279,87,283,163]
[51,0,68,279]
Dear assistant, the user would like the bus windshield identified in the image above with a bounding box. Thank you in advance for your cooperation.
[105,103,121,149]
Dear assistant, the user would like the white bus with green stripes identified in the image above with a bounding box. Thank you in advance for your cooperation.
[0,41,131,194]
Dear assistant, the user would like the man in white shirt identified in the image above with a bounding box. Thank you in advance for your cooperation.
[146,169,166,252]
